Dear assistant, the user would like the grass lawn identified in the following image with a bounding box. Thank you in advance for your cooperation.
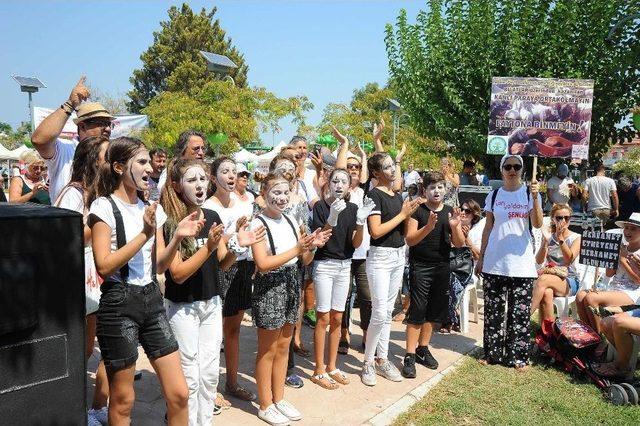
[394,355,640,425]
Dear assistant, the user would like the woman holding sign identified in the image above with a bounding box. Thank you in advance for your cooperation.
[475,154,543,370]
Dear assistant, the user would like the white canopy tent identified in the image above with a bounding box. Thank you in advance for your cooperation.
[233,148,259,163]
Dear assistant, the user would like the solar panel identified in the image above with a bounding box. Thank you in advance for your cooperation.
[199,51,238,69]
[12,75,46,89]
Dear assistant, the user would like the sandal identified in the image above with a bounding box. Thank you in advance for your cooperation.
[293,343,311,358]
[593,361,634,381]
[338,339,349,355]
[215,394,231,409]
[310,373,339,390]
[328,369,350,385]
[225,383,256,402]
[213,404,222,416]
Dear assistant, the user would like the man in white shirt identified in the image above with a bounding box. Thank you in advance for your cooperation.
[289,135,319,208]
[31,77,114,202]
[157,130,207,193]
[403,162,421,189]
[546,163,571,206]
[584,163,619,224]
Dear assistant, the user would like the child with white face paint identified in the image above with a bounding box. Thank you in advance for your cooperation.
[250,171,332,425]
[158,158,265,425]
[309,168,372,389]
[402,171,465,379]
[361,152,420,387]
[89,137,204,425]
[202,156,259,405]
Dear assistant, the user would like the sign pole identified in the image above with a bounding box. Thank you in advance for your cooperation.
[532,156,538,184]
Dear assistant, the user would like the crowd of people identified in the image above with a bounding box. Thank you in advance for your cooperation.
[2,77,639,426]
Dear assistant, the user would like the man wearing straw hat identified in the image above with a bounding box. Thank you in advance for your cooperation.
[31,76,114,202]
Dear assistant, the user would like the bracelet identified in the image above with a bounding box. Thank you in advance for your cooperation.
[60,101,74,115]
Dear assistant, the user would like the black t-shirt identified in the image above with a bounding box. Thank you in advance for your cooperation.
[367,187,405,248]
[409,204,452,263]
[311,199,358,260]
[164,208,222,303]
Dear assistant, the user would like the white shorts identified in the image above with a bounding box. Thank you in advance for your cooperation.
[313,259,352,313]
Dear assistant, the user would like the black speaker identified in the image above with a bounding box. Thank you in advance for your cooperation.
[0,203,85,425]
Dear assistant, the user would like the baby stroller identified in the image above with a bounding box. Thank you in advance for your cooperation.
[534,317,639,405]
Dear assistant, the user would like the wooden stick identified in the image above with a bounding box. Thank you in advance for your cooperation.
[532,156,538,183]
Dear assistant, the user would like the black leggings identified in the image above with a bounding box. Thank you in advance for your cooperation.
[482,273,534,367]
[342,259,372,331]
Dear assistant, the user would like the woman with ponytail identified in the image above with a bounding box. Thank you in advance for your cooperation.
[159,158,265,425]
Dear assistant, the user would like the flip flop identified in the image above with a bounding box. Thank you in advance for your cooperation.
[328,369,350,385]
[310,373,339,390]
[293,343,311,358]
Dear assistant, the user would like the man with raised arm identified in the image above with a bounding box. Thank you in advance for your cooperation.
[31,76,113,202]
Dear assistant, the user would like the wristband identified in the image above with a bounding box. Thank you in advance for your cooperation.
[61,101,74,115]
[227,234,248,256]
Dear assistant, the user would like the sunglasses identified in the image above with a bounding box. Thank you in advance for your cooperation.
[347,163,361,170]
[502,164,523,171]
[461,208,472,214]
[554,216,571,222]
[31,165,47,171]
[85,120,114,129]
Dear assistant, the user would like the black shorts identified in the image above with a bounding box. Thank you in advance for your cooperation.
[223,260,255,318]
[96,281,178,370]
[406,261,450,325]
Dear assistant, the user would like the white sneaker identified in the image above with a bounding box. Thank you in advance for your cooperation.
[90,407,108,426]
[275,399,302,421]
[376,359,403,382]
[361,361,377,386]
[258,404,291,425]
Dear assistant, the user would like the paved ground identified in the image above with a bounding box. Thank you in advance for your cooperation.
[87,302,484,425]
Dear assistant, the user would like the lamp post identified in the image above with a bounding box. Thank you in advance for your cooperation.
[388,98,410,149]
[11,75,46,133]
[200,51,238,85]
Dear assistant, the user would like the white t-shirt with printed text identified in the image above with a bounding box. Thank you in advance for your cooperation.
[482,185,541,278]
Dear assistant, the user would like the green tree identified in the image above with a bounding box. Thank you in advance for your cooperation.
[0,121,31,149]
[317,82,446,170]
[142,81,312,155]
[613,147,640,177]
[385,1,640,169]
[127,3,249,113]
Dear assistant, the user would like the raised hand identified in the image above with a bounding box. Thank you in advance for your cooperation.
[310,150,323,174]
[310,227,332,249]
[235,216,248,233]
[448,208,461,228]
[327,198,347,227]
[237,222,266,247]
[396,143,407,162]
[68,76,90,108]
[356,197,376,225]
[373,118,385,141]
[401,198,420,219]
[541,225,553,243]
[331,125,349,147]
[427,210,439,230]
[175,211,205,238]
[462,224,470,237]
[530,181,540,197]
[142,202,158,238]
[206,223,225,251]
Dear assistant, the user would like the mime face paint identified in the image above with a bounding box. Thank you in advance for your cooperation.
[274,159,296,176]
[380,155,396,182]
[215,160,237,192]
[329,170,350,200]
[425,181,446,204]
[266,181,290,213]
[125,149,152,191]
[181,166,208,206]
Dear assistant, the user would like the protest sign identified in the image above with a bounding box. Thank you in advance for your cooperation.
[487,77,594,159]
[33,107,148,140]
[579,230,623,269]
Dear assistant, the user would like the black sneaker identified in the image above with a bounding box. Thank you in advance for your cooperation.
[402,354,416,378]
[416,346,439,369]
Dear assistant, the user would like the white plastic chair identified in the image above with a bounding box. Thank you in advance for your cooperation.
[460,275,479,333]
[552,262,600,318]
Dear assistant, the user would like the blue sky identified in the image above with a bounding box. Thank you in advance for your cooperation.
[0,0,425,145]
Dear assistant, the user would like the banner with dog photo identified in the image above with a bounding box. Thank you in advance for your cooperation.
[487,77,594,159]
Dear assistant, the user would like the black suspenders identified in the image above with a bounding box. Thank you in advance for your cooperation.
[256,214,298,255]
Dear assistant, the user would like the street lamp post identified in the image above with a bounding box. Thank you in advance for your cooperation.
[200,51,238,85]
[11,75,46,133]
[388,98,405,149]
